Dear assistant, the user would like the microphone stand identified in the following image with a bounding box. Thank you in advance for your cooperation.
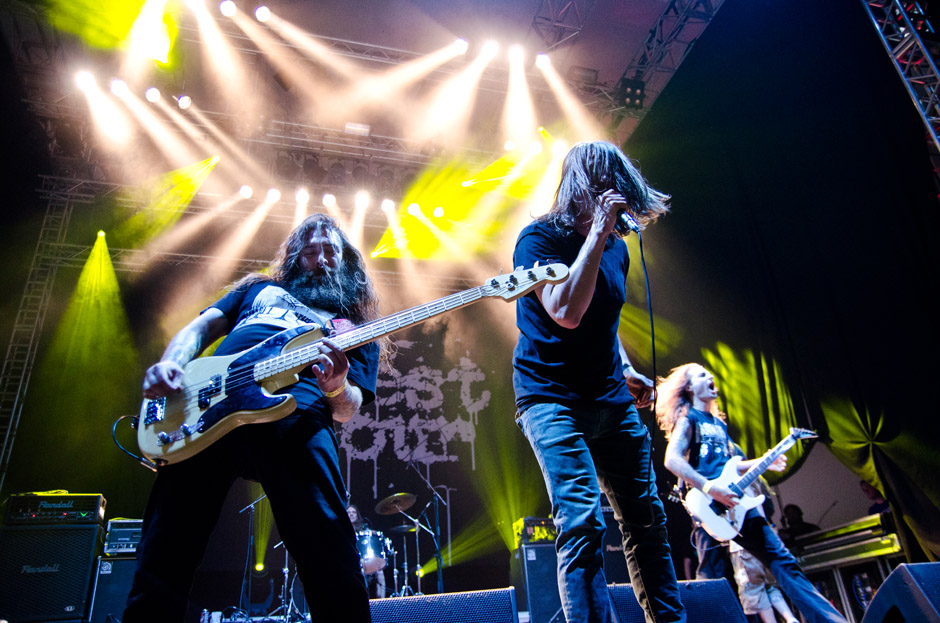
[408,461,447,594]
[238,493,267,615]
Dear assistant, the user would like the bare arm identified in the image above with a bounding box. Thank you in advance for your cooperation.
[142,308,230,399]
[313,337,363,423]
[619,338,654,408]
[664,416,740,508]
[536,189,623,329]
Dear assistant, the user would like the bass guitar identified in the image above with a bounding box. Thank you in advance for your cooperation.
[683,427,817,541]
[138,263,568,466]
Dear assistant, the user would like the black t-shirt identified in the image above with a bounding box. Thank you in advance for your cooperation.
[209,280,379,415]
[685,408,733,481]
[511,220,633,411]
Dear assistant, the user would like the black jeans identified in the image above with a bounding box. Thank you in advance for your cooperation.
[124,411,370,623]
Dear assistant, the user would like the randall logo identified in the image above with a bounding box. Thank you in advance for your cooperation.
[21,564,61,573]
[38,500,75,509]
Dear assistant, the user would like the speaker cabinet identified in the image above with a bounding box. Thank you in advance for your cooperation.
[510,543,562,623]
[609,579,746,623]
[88,557,136,623]
[0,524,101,622]
[861,562,940,623]
[602,508,630,584]
[369,587,518,623]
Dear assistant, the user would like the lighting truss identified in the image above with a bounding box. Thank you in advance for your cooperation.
[531,0,598,51]
[861,0,940,153]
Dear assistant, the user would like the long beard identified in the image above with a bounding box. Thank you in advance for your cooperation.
[283,267,357,316]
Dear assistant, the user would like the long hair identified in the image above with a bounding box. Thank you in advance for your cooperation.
[655,363,723,439]
[236,213,381,325]
[541,141,670,234]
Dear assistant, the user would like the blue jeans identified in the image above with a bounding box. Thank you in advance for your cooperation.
[517,402,686,623]
[693,510,846,623]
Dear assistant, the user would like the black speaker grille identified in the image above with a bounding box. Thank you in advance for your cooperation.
[0,524,100,622]
[609,579,746,623]
[369,587,518,623]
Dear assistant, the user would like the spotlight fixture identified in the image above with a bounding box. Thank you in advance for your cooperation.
[407,203,421,217]
[452,38,469,55]
[616,77,646,109]
[508,44,525,64]
[380,199,395,212]
[535,53,551,69]
[75,71,96,91]
[433,206,444,218]
[354,190,370,210]
[177,95,192,109]
[255,5,270,22]
[239,185,253,199]
[322,193,336,208]
[481,41,499,60]
[110,79,129,97]
[266,188,281,202]
[145,87,161,102]
[344,122,371,136]
[219,1,236,17]
[296,188,310,204]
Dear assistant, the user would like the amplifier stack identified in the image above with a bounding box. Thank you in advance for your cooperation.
[0,492,107,623]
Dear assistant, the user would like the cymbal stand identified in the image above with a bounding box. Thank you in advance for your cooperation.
[266,541,291,623]
[395,506,437,595]
[237,493,268,615]
[397,527,414,597]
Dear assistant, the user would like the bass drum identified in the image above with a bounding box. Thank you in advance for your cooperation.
[290,574,309,621]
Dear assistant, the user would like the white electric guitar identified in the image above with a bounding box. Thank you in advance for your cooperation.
[137,263,568,466]
[683,427,817,541]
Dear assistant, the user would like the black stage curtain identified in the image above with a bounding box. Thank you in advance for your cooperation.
[626,0,939,560]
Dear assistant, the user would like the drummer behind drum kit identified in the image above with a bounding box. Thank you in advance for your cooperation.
[291,492,425,619]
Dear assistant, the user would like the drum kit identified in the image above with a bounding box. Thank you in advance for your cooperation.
[288,491,438,619]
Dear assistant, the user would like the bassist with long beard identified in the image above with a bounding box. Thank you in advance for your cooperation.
[124,214,380,623]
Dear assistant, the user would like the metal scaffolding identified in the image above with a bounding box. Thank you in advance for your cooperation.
[861,0,940,169]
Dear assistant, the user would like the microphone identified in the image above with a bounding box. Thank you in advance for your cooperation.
[615,210,641,236]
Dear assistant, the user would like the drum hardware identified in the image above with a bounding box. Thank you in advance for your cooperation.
[266,541,291,623]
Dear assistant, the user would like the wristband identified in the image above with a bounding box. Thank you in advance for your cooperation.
[702,481,714,495]
[323,378,348,398]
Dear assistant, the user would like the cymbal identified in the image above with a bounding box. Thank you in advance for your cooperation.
[388,524,417,534]
[375,492,416,515]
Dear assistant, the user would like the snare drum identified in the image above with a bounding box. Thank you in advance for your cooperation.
[355,529,389,575]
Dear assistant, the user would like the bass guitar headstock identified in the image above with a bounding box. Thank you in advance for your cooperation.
[481,263,569,302]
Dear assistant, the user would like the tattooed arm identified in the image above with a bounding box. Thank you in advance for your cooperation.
[142,308,230,400]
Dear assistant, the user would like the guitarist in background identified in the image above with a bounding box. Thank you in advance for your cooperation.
[512,141,685,623]
[124,214,381,623]
[656,363,847,623]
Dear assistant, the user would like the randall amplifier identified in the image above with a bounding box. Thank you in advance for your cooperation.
[0,523,102,621]
[5,492,106,525]
[104,519,143,555]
